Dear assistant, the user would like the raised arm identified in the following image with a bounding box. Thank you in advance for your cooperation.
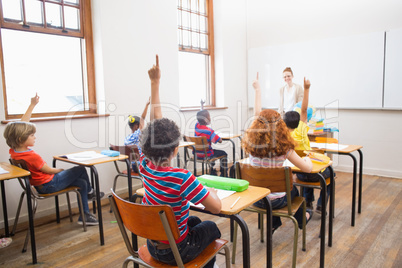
[21,93,40,122]
[253,72,262,117]
[148,55,162,121]
[300,77,310,123]
[139,97,150,130]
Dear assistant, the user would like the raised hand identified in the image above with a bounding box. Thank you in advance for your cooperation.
[31,93,40,106]
[252,72,261,91]
[148,54,161,82]
[304,77,311,90]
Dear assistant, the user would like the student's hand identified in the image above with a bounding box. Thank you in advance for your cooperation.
[31,93,40,106]
[146,97,151,106]
[252,72,261,91]
[304,77,311,90]
[148,54,161,82]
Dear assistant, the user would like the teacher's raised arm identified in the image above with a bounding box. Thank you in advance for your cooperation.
[278,67,304,116]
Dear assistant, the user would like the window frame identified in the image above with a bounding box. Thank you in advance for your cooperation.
[0,0,97,120]
[177,0,216,109]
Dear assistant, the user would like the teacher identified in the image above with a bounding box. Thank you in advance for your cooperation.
[278,67,304,116]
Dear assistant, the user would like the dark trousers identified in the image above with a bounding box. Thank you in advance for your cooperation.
[147,216,221,267]
[209,149,228,177]
[296,167,332,207]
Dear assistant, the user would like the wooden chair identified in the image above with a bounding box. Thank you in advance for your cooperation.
[109,144,143,195]
[109,190,230,268]
[183,136,227,176]
[9,158,86,253]
[231,161,306,268]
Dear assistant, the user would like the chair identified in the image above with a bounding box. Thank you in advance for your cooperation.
[183,136,227,176]
[109,144,143,196]
[109,190,230,268]
[232,161,306,268]
[9,158,86,253]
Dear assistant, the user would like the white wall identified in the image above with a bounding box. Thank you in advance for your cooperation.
[245,0,402,178]
[0,0,249,227]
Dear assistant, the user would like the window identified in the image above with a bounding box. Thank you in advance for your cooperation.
[0,0,96,119]
[177,0,215,108]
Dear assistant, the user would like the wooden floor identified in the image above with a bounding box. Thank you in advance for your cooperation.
[1,171,401,267]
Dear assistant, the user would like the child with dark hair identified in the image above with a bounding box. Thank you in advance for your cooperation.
[195,110,228,177]
[138,55,222,268]
[283,78,332,213]
[4,94,103,225]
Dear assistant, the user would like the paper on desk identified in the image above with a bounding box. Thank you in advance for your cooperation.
[215,132,232,139]
[64,151,106,162]
[190,189,236,209]
[0,167,9,174]
[310,142,348,151]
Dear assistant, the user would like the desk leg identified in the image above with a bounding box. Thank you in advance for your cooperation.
[227,139,236,165]
[346,152,357,227]
[317,174,327,268]
[238,136,243,159]
[125,159,133,201]
[192,146,197,176]
[24,177,37,264]
[358,149,363,214]
[327,166,335,247]
[262,197,273,268]
[231,214,251,268]
[1,180,9,237]
[90,167,104,246]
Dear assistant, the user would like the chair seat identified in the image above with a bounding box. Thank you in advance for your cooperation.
[138,239,228,267]
[246,196,305,215]
[121,169,141,176]
[37,186,80,198]
[294,177,331,187]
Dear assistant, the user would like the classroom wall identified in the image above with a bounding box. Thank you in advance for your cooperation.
[245,0,402,178]
[0,0,248,228]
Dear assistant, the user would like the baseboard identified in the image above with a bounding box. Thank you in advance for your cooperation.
[334,165,402,179]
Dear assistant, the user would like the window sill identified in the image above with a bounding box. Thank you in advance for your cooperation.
[179,106,228,112]
[1,113,110,124]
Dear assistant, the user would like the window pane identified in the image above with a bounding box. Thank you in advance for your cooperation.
[191,32,199,48]
[64,6,80,30]
[2,0,22,22]
[182,10,190,29]
[2,29,85,114]
[190,0,198,12]
[65,0,80,5]
[201,33,207,49]
[182,29,190,47]
[182,0,189,10]
[191,13,199,31]
[200,0,206,15]
[45,2,62,29]
[179,52,208,107]
[26,0,43,25]
[200,16,207,33]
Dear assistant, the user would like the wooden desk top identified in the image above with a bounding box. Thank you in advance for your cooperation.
[179,141,195,148]
[216,132,242,140]
[310,143,363,153]
[136,186,270,215]
[238,157,332,174]
[0,162,30,181]
[53,152,128,166]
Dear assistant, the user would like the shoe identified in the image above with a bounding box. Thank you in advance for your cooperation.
[0,237,12,248]
[299,209,314,229]
[88,191,105,201]
[306,201,314,210]
[78,213,99,226]
[315,205,328,216]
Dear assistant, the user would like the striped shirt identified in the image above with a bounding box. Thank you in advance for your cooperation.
[249,150,292,200]
[139,154,209,243]
[194,122,221,158]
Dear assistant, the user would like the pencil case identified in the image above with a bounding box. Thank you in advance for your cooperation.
[101,150,120,157]
[197,175,249,192]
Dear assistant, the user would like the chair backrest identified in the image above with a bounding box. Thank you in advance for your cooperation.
[183,135,209,157]
[110,190,180,241]
[9,158,40,197]
[109,144,140,163]
[235,161,293,194]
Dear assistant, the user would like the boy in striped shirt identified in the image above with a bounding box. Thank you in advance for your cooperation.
[139,55,222,268]
[195,110,228,177]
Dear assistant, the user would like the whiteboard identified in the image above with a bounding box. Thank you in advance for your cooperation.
[248,31,385,109]
[384,28,402,108]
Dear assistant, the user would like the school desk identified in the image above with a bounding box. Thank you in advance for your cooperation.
[239,157,334,268]
[310,143,363,226]
[53,152,130,246]
[0,162,36,264]
[177,141,196,174]
[216,132,243,163]
[136,186,273,268]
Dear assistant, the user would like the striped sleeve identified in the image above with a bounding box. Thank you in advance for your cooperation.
[181,173,209,205]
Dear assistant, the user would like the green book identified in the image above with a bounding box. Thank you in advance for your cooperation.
[197,175,249,192]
